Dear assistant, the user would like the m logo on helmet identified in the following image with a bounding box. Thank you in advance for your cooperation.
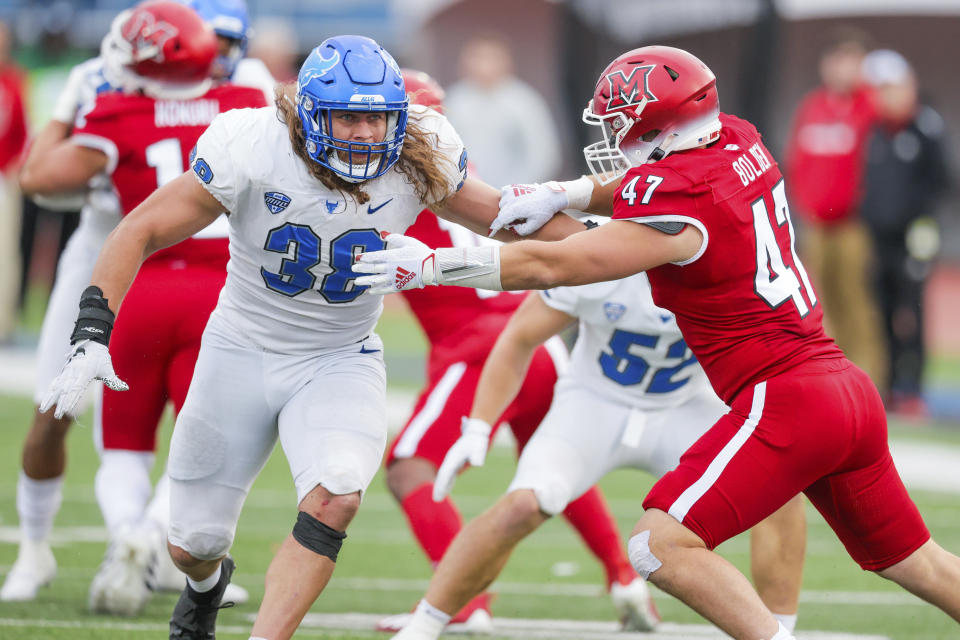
[606,64,657,109]
[123,10,178,63]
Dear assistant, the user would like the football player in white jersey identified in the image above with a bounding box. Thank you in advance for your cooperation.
[387,268,806,640]
[41,35,583,640]
[0,53,123,604]
[2,0,273,606]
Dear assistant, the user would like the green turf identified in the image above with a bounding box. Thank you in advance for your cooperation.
[1,390,959,639]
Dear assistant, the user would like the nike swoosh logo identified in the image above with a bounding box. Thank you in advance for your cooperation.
[367,198,393,214]
[359,345,381,354]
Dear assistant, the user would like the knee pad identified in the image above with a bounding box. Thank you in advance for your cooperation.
[292,511,347,561]
[531,480,573,516]
[176,526,234,561]
[627,530,662,580]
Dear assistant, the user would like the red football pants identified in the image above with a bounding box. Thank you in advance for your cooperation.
[644,357,929,571]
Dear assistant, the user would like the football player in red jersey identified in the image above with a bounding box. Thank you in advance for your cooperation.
[18,0,266,620]
[356,46,960,640]
[377,70,658,633]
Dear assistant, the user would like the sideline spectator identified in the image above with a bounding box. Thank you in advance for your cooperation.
[860,49,950,419]
[249,17,300,84]
[0,20,28,341]
[786,29,886,389]
[444,34,560,187]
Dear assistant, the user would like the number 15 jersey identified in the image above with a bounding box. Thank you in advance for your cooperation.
[611,113,843,404]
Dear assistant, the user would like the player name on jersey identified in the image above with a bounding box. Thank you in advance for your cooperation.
[731,141,773,187]
[155,99,220,128]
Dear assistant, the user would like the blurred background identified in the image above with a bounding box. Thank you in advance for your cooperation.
[1,0,958,423]
[0,3,958,638]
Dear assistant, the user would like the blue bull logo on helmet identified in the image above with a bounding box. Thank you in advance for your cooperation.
[264,191,291,214]
[297,49,340,93]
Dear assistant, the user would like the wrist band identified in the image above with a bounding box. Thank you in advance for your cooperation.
[435,246,502,291]
[557,175,595,212]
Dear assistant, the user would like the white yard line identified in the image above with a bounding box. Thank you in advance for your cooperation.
[0,561,927,608]
[0,615,892,639]
[295,612,890,640]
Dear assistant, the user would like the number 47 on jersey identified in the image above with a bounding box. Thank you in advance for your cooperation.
[623,173,817,319]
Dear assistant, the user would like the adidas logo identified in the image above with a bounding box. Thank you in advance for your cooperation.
[511,184,536,197]
[395,267,416,289]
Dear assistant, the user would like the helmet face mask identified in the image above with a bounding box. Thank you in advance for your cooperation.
[295,35,408,183]
[582,46,722,185]
[100,1,217,100]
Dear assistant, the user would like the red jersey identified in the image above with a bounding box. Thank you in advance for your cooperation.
[71,84,266,262]
[785,86,876,224]
[401,210,528,363]
[0,64,28,173]
[612,113,843,404]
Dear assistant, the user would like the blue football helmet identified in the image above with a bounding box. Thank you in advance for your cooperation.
[296,35,408,183]
[179,0,250,79]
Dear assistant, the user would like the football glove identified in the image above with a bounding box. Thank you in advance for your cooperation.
[40,340,128,419]
[432,417,492,502]
[355,233,438,295]
[40,286,128,419]
[489,182,568,237]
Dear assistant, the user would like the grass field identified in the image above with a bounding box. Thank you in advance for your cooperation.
[1,307,959,639]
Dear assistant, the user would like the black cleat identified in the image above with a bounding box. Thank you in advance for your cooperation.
[169,556,236,640]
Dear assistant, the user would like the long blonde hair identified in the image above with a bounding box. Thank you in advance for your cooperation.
[275,84,456,207]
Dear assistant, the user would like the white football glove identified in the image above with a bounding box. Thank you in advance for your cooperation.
[40,340,128,419]
[355,233,438,295]
[490,182,571,237]
[433,417,493,502]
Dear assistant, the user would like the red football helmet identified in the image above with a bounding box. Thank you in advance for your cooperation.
[400,68,446,113]
[101,0,217,99]
[583,46,721,184]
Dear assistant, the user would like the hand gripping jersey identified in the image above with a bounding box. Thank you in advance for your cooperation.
[401,210,528,364]
[612,113,843,404]
[540,272,712,410]
[190,104,466,353]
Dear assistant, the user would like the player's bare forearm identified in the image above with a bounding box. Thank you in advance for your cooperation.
[470,336,536,425]
[90,173,226,313]
[497,221,703,290]
[471,295,575,423]
[584,176,619,215]
[89,220,153,314]
[19,122,106,196]
[523,212,591,242]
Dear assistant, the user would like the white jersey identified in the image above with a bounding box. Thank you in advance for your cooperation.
[191,104,466,353]
[231,58,277,105]
[541,272,711,410]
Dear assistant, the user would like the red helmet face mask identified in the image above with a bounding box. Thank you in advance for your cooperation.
[400,68,446,113]
[583,46,722,184]
[101,0,217,100]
